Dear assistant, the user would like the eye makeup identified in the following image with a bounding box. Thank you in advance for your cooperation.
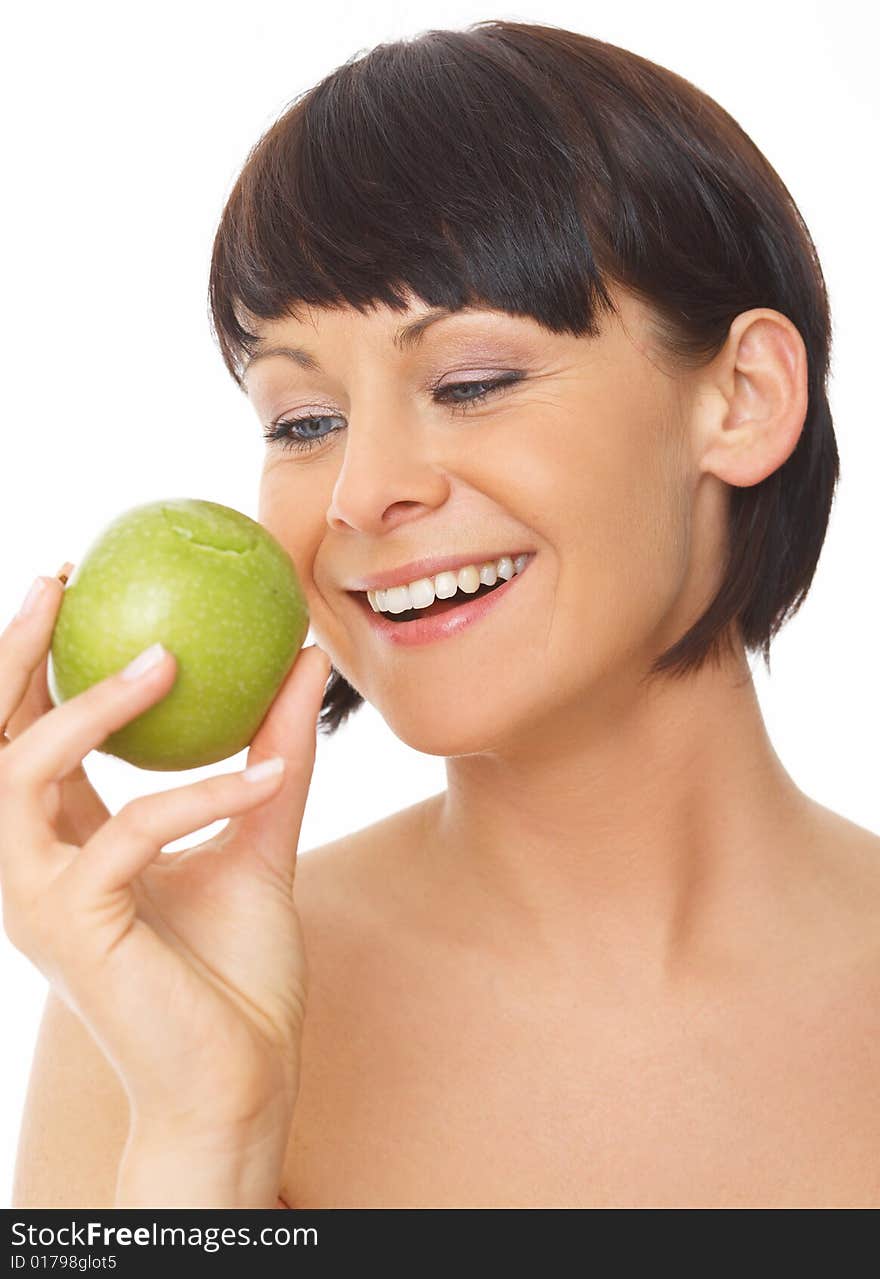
[261,370,527,454]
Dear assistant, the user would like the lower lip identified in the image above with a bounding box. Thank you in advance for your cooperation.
[350,555,536,647]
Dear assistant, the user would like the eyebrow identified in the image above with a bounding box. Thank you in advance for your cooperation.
[241,306,472,380]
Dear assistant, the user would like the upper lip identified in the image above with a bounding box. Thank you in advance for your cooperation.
[348,550,534,593]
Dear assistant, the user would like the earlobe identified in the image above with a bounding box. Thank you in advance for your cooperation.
[697,308,809,489]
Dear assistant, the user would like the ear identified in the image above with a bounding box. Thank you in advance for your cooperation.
[694,309,809,489]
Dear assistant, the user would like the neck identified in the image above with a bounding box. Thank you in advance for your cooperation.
[426,643,811,989]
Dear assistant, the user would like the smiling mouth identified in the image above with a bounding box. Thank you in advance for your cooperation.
[347,553,538,629]
[359,577,508,623]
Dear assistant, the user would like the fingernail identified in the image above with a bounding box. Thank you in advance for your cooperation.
[17,576,48,619]
[55,561,75,585]
[121,642,168,680]
[242,756,285,783]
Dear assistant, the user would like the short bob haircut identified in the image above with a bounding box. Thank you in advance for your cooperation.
[209,19,838,738]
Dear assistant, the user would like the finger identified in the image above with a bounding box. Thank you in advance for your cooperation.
[9,646,113,844]
[222,644,332,883]
[0,645,178,849]
[54,764,113,846]
[3,565,111,839]
[0,572,67,739]
[5,652,52,739]
[72,754,287,896]
[4,644,176,783]
[6,565,75,740]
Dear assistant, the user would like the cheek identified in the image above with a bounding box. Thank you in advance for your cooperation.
[533,399,690,666]
[259,470,301,549]
[258,468,326,599]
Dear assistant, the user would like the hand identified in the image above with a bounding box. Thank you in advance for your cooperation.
[0,567,332,1144]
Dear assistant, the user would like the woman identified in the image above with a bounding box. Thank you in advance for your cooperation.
[5,20,878,1208]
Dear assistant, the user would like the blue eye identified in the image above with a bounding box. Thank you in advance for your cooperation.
[262,373,523,454]
[262,413,341,454]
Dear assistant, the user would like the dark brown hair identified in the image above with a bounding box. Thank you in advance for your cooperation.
[208,19,838,737]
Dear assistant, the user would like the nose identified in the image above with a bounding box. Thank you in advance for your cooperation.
[325,396,450,536]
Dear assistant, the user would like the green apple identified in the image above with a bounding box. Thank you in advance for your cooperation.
[48,498,310,770]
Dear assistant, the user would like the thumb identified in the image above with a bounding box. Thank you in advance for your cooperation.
[221,643,332,882]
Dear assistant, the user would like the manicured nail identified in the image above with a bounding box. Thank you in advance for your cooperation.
[17,576,48,619]
[242,756,285,783]
[121,642,168,680]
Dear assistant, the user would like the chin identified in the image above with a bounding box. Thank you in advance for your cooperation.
[378,699,531,759]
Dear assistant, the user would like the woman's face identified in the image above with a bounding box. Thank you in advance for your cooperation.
[246,286,720,755]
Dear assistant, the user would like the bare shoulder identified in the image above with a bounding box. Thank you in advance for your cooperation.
[797,796,880,965]
[280,796,444,1205]
[294,792,442,925]
[805,797,880,881]
[290,793,445,992]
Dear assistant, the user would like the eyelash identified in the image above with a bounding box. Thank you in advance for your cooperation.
[261,373,524,454]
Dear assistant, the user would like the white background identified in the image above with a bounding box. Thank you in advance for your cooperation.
[1,0,876,1206]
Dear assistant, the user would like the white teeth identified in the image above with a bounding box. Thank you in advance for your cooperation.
[433,571,459,600]
[456,565,482,594]
[384,585,412,614]
[407,577,436,609]
[367,553,532,615]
